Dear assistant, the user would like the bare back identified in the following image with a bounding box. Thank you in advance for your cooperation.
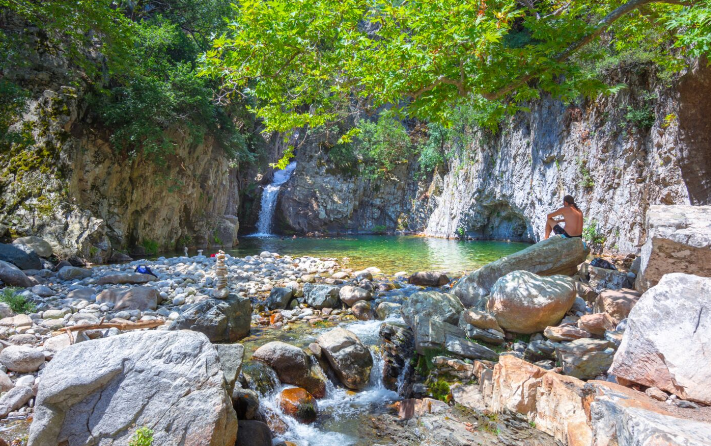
[557,206,583,236]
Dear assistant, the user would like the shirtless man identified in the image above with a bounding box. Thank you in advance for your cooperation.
[544,195,583,239]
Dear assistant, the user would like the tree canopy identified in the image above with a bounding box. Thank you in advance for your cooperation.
[201,0,711,134]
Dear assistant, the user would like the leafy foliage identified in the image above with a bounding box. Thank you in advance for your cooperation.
[202,0,711,138]
[0,288,36,314]
[128,427,154,446]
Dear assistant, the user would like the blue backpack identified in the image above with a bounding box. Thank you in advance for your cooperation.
[135,265,157,277]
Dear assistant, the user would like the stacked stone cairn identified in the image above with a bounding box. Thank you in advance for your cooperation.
[213,250,229,299]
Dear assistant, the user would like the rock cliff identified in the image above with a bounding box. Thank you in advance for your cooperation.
[276,62,711,253]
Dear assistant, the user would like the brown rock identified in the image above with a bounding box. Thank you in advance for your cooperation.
[408,272,449,287]
[645,386,668,401]
[544,325,591,342]
[594,288,641,323]
[351,301,372,321]
[396,398,449,420]
[279,388,318,423]
[577,313,617,336]
[252,341,327,398]
[463,309,503,333]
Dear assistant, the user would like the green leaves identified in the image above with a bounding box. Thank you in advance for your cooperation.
[203,0,709,134]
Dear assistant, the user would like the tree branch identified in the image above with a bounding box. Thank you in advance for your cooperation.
[480,0,694,101]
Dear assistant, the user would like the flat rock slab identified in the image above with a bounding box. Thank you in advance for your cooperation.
[96,286,158,311]
[169,295,251,342]
[96,272,157,285]
[610,273,711,404]
[453,237,588,307]
[636,205,711,292]
[28,330,237,446]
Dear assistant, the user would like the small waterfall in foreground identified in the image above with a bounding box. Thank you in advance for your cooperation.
[253,161,298,236]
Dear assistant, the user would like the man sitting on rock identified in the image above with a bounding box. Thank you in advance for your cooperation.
[544,195,583,239]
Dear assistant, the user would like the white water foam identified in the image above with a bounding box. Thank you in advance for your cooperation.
[252,161,298,237]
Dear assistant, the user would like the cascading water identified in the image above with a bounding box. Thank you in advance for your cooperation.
[259,316,405,446]
[253,161,298,236]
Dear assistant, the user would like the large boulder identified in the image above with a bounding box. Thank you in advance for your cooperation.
[0,244,42,270]
[302,284,340,309]
[251,341,327,398]
[317,327,373,390]
[12,236,53,258]
[487,271,577,334]
[401,291,465,326]
[0,345,45,373]
[453,237,588,307]
[556,339,615,380]
[339,286,372,306]
[412,316,498,360]
[408,272,449,287]
[635,205,711,292]
[169,294,251,342]
[97,272,157,285]
[593,288,641,323]
[609,273,711,404]
[236,420,272,446]
[266,287,293,310]
[0,260,32,287]
[28,330,238,446]
[96,286,158,311]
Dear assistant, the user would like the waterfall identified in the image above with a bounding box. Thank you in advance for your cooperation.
[254,161,298,236]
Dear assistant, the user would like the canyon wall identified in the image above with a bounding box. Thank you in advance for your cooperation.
[276,62,711,253]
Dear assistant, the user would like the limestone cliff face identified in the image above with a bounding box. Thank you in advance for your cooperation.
[276,62,711,253]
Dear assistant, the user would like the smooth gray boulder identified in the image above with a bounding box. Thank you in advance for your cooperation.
[453,237,588,307]
[635,205,711,292]
[408,271,449,287]
[97,272,157,285]
[0,260,32,287]
[13,236,53,258]
[413,316,498,360]
[556,339,614,379]
[0,386,33,418]
[339,285,372,306]
[609,273,711,404]
[317,327,373,390]
[28,330,237,446]
[487,270,576,334]
[96,286,158,311]
[252,341,327,398]
[169,294,251,342]
[401,291,465,326]
[215,344,244,394]
[303,284,340,309]
[266,287,293,310]
[0,243,42,270]
[0,345,45,373]
[57,266,92,281]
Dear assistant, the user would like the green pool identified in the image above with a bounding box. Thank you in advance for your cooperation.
[221,235,530,275]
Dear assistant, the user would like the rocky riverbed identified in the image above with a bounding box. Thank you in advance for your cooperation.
[0,205,708,445]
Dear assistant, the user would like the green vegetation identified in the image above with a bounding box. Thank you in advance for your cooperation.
[624,105,656,130]
[141,239,159,256]
[415,348,447,376]
[129,427,154,446]
[578,160,595,189]
[202,0,711,162]
[583,219,607,253]
[428,378,452,403]
[0,287,36,314]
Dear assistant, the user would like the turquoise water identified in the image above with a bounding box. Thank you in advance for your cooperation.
[224,235,529,275]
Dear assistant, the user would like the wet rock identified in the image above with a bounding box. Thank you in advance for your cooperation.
[169,294,251,342]
[408,271,449,287]
[0,260,32,287]
[57,266,92,281]
[241,361,279,395]
[380,323,415,393]
[0,346,45,373]
[635,205,711,292]
[453,237,588,307]
[556,339,614,380]
[352,300,373,321]
[339,285,372,306]
[27,330,237,446]
[302,284,340,309]
[236,420,272,446]
[251,341,327,398]
[12,236,53,258]
[543,325,591,342]
[279,387,318,423]
[96,272,158,285]
[317,327,373,390]
[376,302,401,320]
[96,286,158,311]
[0,243,42,270]
[0,386,33,419]
[401,291,464,326]
[267,287,294,310]
[593,288,641,323]
[354,270,373,281]
[577,313,617,336]
[232,388,260,420]
[487,271,576,334]
[610,273,711,404]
